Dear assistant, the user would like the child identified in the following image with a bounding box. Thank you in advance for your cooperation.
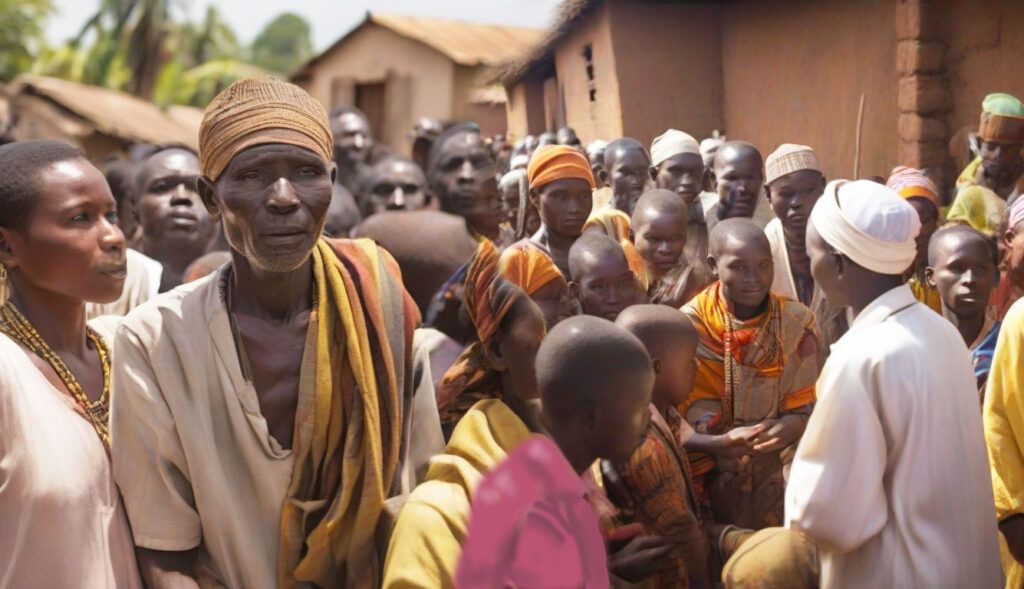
[568,232,647,320]
[926,224,1001,399]
[682,219,823,530]
[631,189,709,307]
[456,316,668,587]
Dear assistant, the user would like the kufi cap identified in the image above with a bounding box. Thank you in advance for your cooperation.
[765,143,821,185]
[650,129,700,167]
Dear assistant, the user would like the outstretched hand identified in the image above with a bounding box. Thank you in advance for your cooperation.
[716,423,766,462]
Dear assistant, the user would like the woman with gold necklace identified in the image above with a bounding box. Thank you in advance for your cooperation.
[0,140,142,587]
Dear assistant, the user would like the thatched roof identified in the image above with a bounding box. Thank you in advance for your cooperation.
[491,0,600,86]
[9,75,199,148]
[292,12,546,79]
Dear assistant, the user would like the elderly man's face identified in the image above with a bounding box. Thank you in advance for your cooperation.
[365,159,428,215]
[201,144,334,272]
[331,112,372,167]
[428,130,493,218]
[979,140,1022,184]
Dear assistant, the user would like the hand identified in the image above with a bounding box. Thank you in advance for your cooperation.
[1000,515,1024,564]
[752,415,805,453]
[608,534,673,583]
[714,424,765,461]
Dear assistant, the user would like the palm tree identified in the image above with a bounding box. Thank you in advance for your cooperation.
[73,0,171,98]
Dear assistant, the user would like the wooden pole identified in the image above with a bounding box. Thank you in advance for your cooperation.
[854,93,866,178]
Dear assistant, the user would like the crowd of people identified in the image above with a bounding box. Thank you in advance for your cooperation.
[2,72,1024,588]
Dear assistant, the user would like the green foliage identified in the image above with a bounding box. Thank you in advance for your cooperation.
[154,58,266,107]
[250,13,313,75]
[0,0,55,81]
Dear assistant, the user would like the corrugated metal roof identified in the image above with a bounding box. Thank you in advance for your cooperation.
[11,75,199,148]
[293,12,545,77]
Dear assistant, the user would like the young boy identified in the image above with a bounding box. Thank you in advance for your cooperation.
[606,305,711,587]
[601,138,653,216]
[926,225,1001,399]
[707,141,774,231]
[456,316,668,588]
[682,218,823,530]
[568,232,647,320]
[764,143,846,348]
[631,189,709,307]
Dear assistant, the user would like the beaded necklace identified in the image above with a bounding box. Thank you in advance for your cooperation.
[0,301,111,449]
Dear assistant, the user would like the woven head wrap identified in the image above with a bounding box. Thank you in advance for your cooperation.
[885,166,941,215]
[198,76,333,181]
[765,143,821,185]
[528,144,596,190]
[809,179,920,275]
[499,240,563,294]
[978,92,1024,144]
[650,129,700,167]
[1008,196,1024,232]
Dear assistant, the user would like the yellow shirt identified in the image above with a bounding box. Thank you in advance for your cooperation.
[984,297,1024,588]
[382,399,530,588]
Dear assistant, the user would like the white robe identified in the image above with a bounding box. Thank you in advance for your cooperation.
[785,284,1001,588]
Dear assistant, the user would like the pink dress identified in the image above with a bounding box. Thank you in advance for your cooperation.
[456,435,609,588]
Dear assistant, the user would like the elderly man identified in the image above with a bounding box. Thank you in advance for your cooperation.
[111,77,440,589]
[361,156,429,217]
[426,123,503,241]
[786,179,1001,587]
[948,92,1024,234]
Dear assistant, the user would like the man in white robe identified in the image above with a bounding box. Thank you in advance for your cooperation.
[785,179,1001,587]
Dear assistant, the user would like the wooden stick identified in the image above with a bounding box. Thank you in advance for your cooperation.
[854,93,866,178]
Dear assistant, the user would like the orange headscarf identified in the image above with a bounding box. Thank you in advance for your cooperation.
[885,166,942,215]
[436,240,527,435]
[499,240,563,294]
[528,144,596,190]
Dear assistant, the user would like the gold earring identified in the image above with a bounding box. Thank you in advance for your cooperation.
[0,264,8,307]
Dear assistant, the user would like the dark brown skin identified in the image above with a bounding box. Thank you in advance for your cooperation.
[977,140,1023,199]
[0,158,126,405]
[713,143,764,220]
[766,170,826,305]
[135,149,217,291]
[138,143,337,587]
[530,177,594,277]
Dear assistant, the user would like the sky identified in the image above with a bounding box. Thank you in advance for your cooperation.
[46,0,560,52]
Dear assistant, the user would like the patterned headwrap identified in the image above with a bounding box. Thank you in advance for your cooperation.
[978,92,1024,144]
[436,240,529,436]
[499,240,563,294]
[528,144,596,190]
[1009,196,1024,232]
[198,76,333,181]
[885,166,942,215]
[765,144,821,185]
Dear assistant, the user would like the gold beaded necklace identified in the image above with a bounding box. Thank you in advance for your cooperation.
[0,301,111,449]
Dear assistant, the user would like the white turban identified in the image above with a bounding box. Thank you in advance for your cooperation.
[650,129,700,167]
[809,179,920,275]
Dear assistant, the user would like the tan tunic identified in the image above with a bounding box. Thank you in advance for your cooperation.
[111,268,442,588]
[0,329,141,588]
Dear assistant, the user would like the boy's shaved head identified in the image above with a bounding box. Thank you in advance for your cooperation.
[616,304,698,349]
[709,218,771,258]
[928,224,997,267]
[603,137,649,168]
[631,188,687,227]
[568,231,628,281]
[537,315,653,423]
[713,140,763,172]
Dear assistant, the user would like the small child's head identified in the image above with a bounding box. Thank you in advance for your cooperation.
[616,305,698,410]
[538,315,654,466]
[602,137,652,216]
[926,225,999,320]
[630,189,688,279]
[708,218,774,317]
[568,232,641,320]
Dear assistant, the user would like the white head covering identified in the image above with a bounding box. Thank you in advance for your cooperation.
[650,129,700,167]
[700,136,725,160]
[809,179,920,275]
[765,143,821,184]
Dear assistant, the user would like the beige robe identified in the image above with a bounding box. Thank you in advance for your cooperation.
[111,267,442,589]
[0,328,141,588]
